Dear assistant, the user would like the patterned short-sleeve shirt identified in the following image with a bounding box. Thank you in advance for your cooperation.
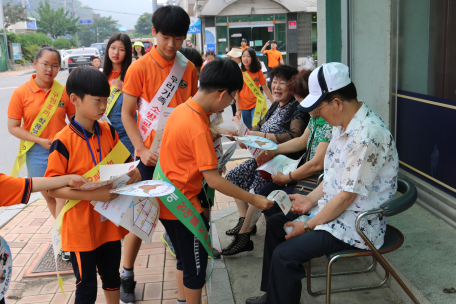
[306,116,333,161]
[314,102,399,250]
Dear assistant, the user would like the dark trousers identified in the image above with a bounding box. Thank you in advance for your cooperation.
[70,241,122,304]
[261,213,354,304]
[257,182,296,218]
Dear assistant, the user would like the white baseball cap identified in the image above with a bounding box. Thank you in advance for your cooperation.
[298,62,351,112]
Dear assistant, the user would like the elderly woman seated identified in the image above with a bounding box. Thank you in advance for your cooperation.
[221,69,333,256]
[221,66,309,255]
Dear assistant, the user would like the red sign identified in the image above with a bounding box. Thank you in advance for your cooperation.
[288,21,297,29]
[268,26,273,32]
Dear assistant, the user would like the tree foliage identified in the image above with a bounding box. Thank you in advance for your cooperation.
[78,16,119,47]
[6,32,52,47]
[2,3,29,28]
[53,38,78,49]
[33,1,79,39]
[134,13,153,37]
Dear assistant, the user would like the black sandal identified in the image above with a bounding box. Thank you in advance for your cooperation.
[226,217,245,235]
[220,233,254,256]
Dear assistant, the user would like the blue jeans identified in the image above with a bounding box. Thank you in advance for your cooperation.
[107,93,136,157]
[26,143,49,177]
[241,108,255,129]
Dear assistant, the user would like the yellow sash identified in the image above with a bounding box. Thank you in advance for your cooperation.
[243,71,268,127]
[105,76,122,117]
[51,141,130,294]
[10,81,65,177]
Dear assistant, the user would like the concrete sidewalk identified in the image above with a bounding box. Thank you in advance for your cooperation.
[0,69,35,78]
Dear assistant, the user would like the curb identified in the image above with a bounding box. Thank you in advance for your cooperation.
[207,206,239,304]
[17,70,36,76]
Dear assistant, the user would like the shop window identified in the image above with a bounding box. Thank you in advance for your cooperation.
[274,14,286,21]
[396,0,456,198]
[216,17,227,23]
[274,23,286,52]
[216,26,228,55]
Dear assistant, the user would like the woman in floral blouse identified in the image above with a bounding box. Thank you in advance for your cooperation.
[221,65,309,255]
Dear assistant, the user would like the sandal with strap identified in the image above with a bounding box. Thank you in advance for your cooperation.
[226,217,245,235]
[220,233,254,256]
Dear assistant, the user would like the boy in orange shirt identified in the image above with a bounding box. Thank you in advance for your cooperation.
[157,60,274,304]
[121,6,198,302]
[46,66,141,304]
[0,174,87,207]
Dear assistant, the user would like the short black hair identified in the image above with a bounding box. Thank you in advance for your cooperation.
[270,64,298,82]
[241,48,261,73]
[67,66,111,100]
[35,45,61,65]
[152,6,190,37]
[325,82,358,103]
[179,47,203,69]
[103,33,132,81]
[199,60,243,94]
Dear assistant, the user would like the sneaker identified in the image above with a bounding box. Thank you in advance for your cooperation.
[161,232,176,258]
[120,276,136,304]
[60,249,70,261]
[209,248,221,259]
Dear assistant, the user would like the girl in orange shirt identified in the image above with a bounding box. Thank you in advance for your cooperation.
[102,33,135,156]
[7,45,75,219]
[236,48,274,128]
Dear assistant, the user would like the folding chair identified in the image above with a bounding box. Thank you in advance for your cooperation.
[306,178,420,304]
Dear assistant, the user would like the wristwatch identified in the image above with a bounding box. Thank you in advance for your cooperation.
[303,221,312,233]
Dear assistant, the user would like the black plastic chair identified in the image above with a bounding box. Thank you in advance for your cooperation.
[306,178,420,304]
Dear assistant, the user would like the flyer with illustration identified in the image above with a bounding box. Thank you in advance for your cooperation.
[231,116,262,158]
[0,236,12,301]
[149,107,174,156]
[72,160,140,191]
[256,154,304,176]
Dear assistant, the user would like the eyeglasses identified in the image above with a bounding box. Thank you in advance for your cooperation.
[315,102,328,114]
[218,89,237,102]
[37,62,60,72]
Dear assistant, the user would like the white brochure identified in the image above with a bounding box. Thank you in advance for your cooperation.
[267,190,292,215]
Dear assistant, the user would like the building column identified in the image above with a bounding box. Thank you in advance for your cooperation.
[286,13,298,67]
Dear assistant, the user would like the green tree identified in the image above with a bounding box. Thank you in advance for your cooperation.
[53,38,72,49]
[134,13,153,37]
[2,3,29,28]
[78,16,119,47]
[33,2,79,39]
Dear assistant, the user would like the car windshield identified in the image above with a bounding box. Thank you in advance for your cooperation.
[144,42,150,49]
[90,44,104,51]
[66,50,73,54]
[72,49,96,55]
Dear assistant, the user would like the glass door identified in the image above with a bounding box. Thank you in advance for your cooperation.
[229,26,274,52]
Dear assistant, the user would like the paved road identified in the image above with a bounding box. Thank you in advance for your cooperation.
[0,70,70,178]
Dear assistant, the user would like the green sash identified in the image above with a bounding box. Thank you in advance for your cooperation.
[153,160,214,262]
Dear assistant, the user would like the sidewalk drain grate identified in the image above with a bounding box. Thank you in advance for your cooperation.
[32,244,73,273]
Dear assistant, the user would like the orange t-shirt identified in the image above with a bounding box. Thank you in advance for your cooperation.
[108,69,121,85]
[264,49,283,68]
[240,46,249,50]
[7,75,75,141]
[123,46,198,152]
[45,119,129,252]
[159,98,218,220]
[0,174,32,207]
[238,70,267,110]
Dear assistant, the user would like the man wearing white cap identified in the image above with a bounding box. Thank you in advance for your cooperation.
[246,62,399,304]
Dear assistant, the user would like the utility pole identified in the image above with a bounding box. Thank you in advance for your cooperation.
[152,0,157,13]
[0,0,11,69]
[96,26,99,43]
[63,0,66,12]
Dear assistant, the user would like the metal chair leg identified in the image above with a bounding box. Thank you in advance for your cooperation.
[307,256,390,297]
[311,256,377,278]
